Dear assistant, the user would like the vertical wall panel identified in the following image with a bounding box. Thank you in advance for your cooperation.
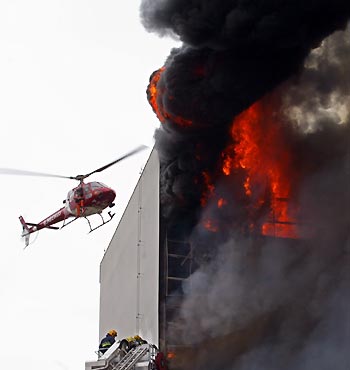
[99,149,159,345]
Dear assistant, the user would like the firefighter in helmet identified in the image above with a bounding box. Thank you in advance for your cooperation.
[99,329,118,354]
[133,335,148,345]
[118,334,147,354]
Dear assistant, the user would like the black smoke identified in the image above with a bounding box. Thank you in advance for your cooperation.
[142,0,350,228]
[140,1,350,369]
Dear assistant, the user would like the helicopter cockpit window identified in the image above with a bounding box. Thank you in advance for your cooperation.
[84,184,92,199]
[74,188,84,199]
[97,182,108,188]
[68,190,74,201]
[66,190,74,213]
[90,182,105,189]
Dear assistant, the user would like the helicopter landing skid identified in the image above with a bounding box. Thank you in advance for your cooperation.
[61,216,79,229]
[86,211,115,233]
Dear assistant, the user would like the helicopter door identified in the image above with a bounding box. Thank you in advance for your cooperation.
[65,190,75,213]
[74,187,84,202]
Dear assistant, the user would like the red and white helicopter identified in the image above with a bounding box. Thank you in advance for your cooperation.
[0,145,146,248]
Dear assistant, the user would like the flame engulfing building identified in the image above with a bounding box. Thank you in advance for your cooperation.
[98,2,350,370]
[141,1,350,369]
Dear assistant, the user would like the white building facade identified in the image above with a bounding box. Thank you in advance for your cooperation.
[99,148,160,345]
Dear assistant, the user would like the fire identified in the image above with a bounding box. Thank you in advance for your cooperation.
[203,219,219,232]
[224,100,299,238]
[147,67,193,127]
[149,66,300,239]
[147,67,166,123]
[222,148,234,176]
[200,171,215,207]
[166,351,176,360]
[217,198,227,208]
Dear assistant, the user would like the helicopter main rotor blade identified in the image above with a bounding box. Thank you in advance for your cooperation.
[82,145,148,180]
[0,168,70,179]
[0,145,148,182]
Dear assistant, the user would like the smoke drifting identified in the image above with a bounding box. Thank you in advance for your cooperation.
[141,1,350,369]
[142,0,350,227]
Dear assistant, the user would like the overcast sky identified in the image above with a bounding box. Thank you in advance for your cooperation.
[0,1,177,369]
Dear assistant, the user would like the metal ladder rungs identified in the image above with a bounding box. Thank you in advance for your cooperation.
[111,345,149,370]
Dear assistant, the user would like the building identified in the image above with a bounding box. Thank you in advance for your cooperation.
[99,148,160,346]
[96,145,319,367]
[98,147,194,359]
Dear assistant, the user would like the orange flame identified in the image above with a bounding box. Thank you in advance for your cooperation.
[222,148,234,176]
[148,67,193,127]
[200,171,215,207]
[166,351,176,360]
[203,219,219,232]
[225,100,299,238]
[217,198,227,208]
[148,67,167,122]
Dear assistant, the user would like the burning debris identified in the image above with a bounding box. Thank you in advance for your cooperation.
[141,1,350,369]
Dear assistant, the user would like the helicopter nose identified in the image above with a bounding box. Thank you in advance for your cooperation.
[105,188,116,203]
[94,188,116,204]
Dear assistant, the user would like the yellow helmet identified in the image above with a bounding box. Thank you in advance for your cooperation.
[134,335,141,340]
[108,329,117,337]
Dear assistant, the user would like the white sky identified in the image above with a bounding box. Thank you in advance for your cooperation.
[0,1,177,369]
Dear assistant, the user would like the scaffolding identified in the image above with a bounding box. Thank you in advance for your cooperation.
[158,230,197,357]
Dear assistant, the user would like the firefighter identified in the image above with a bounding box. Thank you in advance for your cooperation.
[127,335,148,350]
[74,187,84,216]
[99,329,118,354]
[118,334,147,355]
[155,352,168,370]
[133,335,148,345]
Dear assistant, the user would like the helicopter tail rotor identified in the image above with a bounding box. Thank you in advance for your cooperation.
[19,216,31,249]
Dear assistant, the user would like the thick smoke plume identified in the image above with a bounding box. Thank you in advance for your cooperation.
[141,1,350,369]
[142,0,350,228]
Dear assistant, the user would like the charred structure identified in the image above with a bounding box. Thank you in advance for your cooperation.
[141,1,350,369]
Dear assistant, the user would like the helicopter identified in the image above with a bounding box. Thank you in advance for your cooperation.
[0,145,147,248]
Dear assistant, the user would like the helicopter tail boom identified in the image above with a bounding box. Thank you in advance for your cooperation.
[19,216,31,248]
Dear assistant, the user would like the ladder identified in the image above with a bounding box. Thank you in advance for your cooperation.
[111,345,149,370]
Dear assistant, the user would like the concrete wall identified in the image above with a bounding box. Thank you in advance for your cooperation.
[99,149,159,345]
